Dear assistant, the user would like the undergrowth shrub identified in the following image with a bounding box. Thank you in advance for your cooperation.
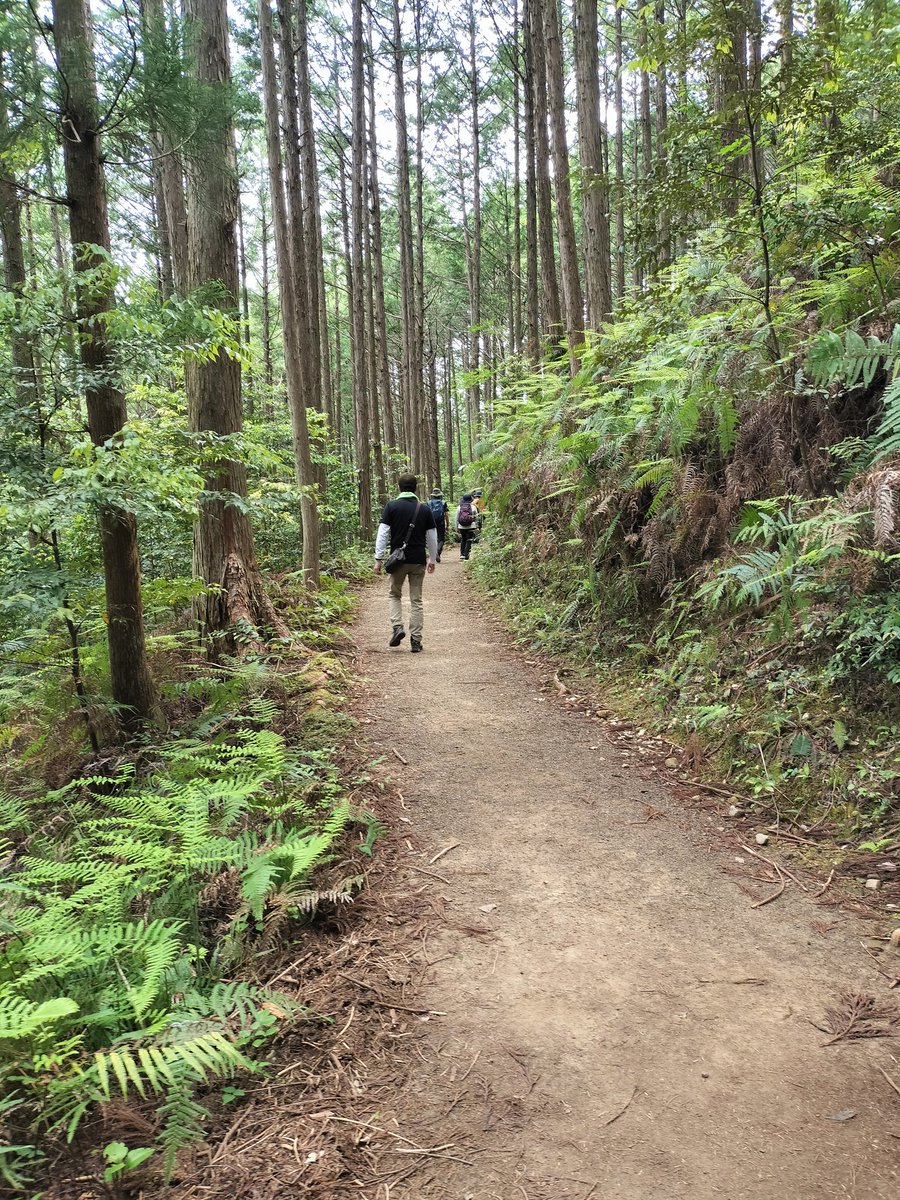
[0,666,375,1190]
[471,241,900,836]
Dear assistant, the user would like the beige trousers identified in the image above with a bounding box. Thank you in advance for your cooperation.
[388,564,426,638]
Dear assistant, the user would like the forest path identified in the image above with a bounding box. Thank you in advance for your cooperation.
[354,548,900,1200]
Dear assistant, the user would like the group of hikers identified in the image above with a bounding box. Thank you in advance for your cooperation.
[373,474,484,653]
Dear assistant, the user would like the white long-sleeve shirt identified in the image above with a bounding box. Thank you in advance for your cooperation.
[375,522,438,565]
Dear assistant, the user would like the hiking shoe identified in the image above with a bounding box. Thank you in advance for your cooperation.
[389,625,406,647]
[410,638,423,653]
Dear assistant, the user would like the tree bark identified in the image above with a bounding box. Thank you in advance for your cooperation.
[655,1,670,269]
[614,0,626,300]
[236,186,254,406]
[574,0,612,327]
[51,0,161,727]
[259,190,274,394]
[392,0,420,472]
[526,0,562,343]
[275,0,317,413]
[350,0,373,531]
[522,3,540,355]
[511,3,523,354]
[465,3,482,444]
[294,0,328,422]
[259,0,321,582]
[637,7,655,275]
[366,20,397,450]
[187,0,299,634]
[542,0,584,369]
[139,0,189,293]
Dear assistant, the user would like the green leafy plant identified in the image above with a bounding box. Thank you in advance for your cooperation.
[102,1141,155,1184]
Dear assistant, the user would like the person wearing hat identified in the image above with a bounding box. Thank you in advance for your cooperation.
[426,488,450,563]
[456,493,478,561]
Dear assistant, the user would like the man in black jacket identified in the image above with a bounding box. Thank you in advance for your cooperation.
[374,474,438,653]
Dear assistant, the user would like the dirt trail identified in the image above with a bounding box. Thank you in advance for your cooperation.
[356,548,900,1200]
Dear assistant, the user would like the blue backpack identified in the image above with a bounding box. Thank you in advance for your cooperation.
[427,497,445,522]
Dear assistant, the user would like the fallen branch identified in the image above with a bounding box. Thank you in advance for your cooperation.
[860,942,900,989]
[336,973,437,1015]
[750,877,785,908]
[601,1085,637,1126]
[391,747,409,766]
[741,844,808,892]
[409,864,451,884]
[814,867,836,898]
[692,780,754,804]
[878,1066,900,1099]
[428,841,461,865]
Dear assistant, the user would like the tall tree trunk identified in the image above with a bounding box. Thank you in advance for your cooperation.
[542,0,584,369]
[522,5,540,355]
[139,0,189,292]
[511,3,523,354]
[717,0,748,215]
[415,0,434,484]
[574,0,612,327]
[188,0,298,628]
[276,0,319,419]
[526,0,562,343]
[778,0,793,91]
[362,140,386,504]
[465,3,482,443]
[0,63,98,750]
[614,0,626,300]
[444,337,454,499]
[655,1,670,269]
[392,0,419,472]
[51,0,161,727]
[236,187,254,407]
[260,191,274,394]
[259,0,321,586]
[366,21,397,449]
[294,0,328,421]
[350,0,373,530]
[637,7,655,276]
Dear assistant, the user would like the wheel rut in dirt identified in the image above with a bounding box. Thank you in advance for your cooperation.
[356,549,900,1200]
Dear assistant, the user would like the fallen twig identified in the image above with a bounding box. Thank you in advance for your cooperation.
[741,844,809,893]
[628,805,666,826]
[391,747,409,765]
[751,877,785,909]
[815,867,836,898]
[409,864,451,884]
[428,841,461,865]
[692,780,754,804]
[553,670,569,696]
[601,1085,637,1126]
[697,977,768,986]
[336,972,438,1015]
[879,1066,900,1098]
[860,942,900,989]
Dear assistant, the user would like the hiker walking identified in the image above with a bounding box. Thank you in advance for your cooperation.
[427,488,450,562]
[374,474,438,654]
[456,492,478,561]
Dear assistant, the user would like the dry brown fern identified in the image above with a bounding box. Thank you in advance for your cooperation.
[820,991,899,1047]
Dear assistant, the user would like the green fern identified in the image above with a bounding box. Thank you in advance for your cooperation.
[157,1075,209,1182]
[0,722,363,1171]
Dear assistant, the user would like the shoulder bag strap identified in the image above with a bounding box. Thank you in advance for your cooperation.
[399,500,421,551]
